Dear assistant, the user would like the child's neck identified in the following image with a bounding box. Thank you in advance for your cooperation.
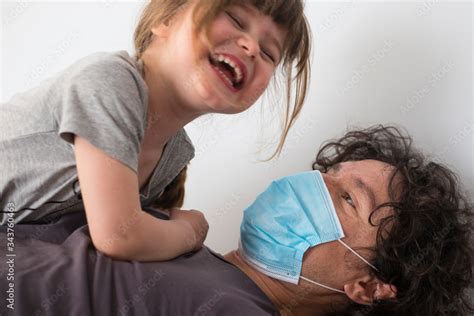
[141,53,203,145]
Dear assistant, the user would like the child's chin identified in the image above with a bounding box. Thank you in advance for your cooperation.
[205,100,245,115]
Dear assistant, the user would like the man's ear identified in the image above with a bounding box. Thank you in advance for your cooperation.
[343,275,397,305]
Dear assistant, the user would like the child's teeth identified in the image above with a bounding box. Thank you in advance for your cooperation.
[213,54,244,84]
[235,68,242,82]
[217,69,233,86]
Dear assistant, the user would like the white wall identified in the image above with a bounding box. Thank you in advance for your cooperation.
[1,1,472,254]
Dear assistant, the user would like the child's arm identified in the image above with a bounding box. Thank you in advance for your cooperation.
[74,135,208,261]
[121,207,209,261]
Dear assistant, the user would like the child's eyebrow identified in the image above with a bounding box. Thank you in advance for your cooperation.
[236,3,255,15]
[267,34,283,58]
[234,4,284,58]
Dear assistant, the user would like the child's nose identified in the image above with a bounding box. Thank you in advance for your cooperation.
[237,35,260,59]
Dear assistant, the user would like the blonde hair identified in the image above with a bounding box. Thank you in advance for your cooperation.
[134,0,312,159]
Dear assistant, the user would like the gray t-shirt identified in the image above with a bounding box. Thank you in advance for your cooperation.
[0,50,195,225]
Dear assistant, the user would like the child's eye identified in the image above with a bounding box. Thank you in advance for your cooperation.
[226,11,242,28]
[343,193,356,209]
[262,50,275,63]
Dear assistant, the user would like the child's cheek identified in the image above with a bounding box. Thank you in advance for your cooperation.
[257,66,275,88]
[206,17,236,47]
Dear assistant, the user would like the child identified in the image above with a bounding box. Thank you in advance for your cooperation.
[0,0,311,261]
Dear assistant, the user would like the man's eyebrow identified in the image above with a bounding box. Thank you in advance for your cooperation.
[332,163,342,172]
[353,177,377,211]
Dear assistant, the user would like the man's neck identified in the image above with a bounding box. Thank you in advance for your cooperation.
[223,250,331,316]
[223,250,289,312]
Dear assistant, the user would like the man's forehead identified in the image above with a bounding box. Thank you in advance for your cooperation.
[337,159,395,174]
[335,160,399,204]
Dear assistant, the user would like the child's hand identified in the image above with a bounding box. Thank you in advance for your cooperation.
[169,208,209,252]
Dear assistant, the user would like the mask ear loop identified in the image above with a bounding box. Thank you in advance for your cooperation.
[300,240,379,295]
[300,276,346,294]
[337,239,379,272]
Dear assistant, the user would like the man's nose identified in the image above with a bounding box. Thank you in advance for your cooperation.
[321,172,338,191]
[322,172,331,184]
[237,35,260,59]
[321,172,340,206]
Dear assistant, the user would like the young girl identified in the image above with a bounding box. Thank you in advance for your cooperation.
[0,0,311,261]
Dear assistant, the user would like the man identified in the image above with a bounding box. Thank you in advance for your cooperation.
[226,125,474,315]
[1,125,472,315]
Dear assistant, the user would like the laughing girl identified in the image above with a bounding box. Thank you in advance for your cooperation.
[0,0,311,261]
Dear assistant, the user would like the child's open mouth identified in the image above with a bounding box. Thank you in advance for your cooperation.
[208,53,245,92]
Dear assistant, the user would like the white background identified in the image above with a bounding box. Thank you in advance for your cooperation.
[1,0,473,254]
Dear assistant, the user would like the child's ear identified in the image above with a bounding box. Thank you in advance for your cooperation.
[151,21,171,39]
[343,275,397,305]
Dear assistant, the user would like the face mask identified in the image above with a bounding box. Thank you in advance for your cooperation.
[238,170,378,294]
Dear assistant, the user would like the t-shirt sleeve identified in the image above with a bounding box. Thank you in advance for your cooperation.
[54,52,147,174]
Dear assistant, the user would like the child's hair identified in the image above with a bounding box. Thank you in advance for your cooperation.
[134,0,312,159]
[152,165,188,210]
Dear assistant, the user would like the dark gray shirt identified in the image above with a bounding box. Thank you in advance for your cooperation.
[0,50,194,225]
[0,210,280,315]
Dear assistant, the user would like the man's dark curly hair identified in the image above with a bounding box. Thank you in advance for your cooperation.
[311,124,473,315]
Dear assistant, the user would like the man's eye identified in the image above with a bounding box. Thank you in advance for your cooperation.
[343,193,356,208]
[226,12,242,28]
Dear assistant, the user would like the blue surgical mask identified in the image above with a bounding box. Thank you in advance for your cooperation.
[238,170,378,294]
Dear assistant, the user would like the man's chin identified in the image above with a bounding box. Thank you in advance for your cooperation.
[222,249,240,262]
